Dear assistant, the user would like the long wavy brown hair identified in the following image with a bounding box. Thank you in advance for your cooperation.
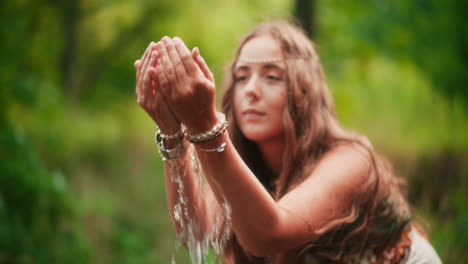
[221,21,413,263]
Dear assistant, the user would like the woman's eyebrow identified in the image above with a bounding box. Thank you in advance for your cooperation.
[263,63,285,71]
[234,64,250,72]
[234,63,284,72]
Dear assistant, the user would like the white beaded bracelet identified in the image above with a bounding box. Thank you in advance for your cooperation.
[183,112,228,144]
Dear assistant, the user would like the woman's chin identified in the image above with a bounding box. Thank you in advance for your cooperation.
[242,130,280,143]
[240,130,263,142]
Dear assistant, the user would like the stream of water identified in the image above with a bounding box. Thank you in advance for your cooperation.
[169,151,232,264]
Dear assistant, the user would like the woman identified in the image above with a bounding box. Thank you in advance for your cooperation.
[135,21,442,263]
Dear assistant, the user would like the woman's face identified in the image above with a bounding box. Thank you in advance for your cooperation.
[233,35,287,143]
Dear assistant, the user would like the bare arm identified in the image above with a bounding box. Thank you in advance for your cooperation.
[154,37,372,257]
[195,138,370,256]
[135,41,223,242]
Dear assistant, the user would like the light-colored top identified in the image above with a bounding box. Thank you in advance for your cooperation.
[404,229,442,264]
[357,229,442,264]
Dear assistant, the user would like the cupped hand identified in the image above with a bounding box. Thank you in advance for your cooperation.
[135,42,180,135]
[150,36,218,134]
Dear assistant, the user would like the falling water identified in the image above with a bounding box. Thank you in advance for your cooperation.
[169,148,232,264]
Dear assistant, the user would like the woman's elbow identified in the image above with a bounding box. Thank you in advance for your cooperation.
[238,231,284,257]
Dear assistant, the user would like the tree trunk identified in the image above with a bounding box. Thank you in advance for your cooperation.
[61,0,80,101]
[293,0,316,38]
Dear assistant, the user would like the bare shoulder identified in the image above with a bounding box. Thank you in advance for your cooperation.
[320,143,372,172]
[276,142,375,241]
[301,143,373,197]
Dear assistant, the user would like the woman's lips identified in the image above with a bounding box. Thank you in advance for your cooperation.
[242,109,265,121]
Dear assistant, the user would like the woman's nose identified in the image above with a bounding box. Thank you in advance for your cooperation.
[244,76,261,100]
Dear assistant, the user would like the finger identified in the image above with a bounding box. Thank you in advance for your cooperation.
[146,44,160,97]
[150,66,175,117]
[139,42,156,80]
[144,51,158,99]
[136,44,152,98]
[136,59,141,97]
[192,47,214,83]
[135,59,142,97]
[154,60,171,100]
[150,67,161,97]
[157,38,179,90]
[138,42,154,76]
[149,50,161,96]
[149,51,163,88]
[137,43,153,99]
[167,37,188,80]
[172,37,201,78]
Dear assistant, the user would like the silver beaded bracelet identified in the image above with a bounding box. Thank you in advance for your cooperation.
[157,128,183,140]
[155,129,187,160]
[184,112,228,144]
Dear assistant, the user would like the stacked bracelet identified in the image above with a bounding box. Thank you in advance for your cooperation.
[155,112,229,159]
[155,129,186,161]
[197,140,227,153]
[184,112,228,144]
[157,128,183,141]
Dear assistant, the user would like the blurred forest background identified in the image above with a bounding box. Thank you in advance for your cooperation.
[1,0,467,263]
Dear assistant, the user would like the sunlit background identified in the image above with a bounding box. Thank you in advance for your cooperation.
[1,0,467,263]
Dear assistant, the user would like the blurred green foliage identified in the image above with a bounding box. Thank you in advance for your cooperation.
[0,0,466,263]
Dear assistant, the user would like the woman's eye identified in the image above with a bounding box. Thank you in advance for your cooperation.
[267,75,281,81]
[235,76,247,82]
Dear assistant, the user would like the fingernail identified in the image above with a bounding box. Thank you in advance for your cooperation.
[156,42,163,51]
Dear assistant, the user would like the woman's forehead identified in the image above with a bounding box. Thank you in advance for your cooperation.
[237,35,283,63]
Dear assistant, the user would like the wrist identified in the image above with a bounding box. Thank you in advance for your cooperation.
[158,124,182,136]
[163,137,181,149]
[195,131,228,153]
[155,129,187,161]
[184,109,218,134]
[183,112,227,144]
[157,127,183,149]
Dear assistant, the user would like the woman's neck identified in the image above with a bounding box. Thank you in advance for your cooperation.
[256,135,285,175]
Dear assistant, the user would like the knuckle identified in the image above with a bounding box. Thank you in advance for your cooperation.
[181,54,192,63]
[166,68,175,77]
[180,89,194,99]
[137,96,145,105]
[159,78,169,88]
[175,67,185,78]
[171,93,184,106]
[175,60,184,70]
[192,79,205,88]
[173,40,182,49]
[178,75,187,84]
